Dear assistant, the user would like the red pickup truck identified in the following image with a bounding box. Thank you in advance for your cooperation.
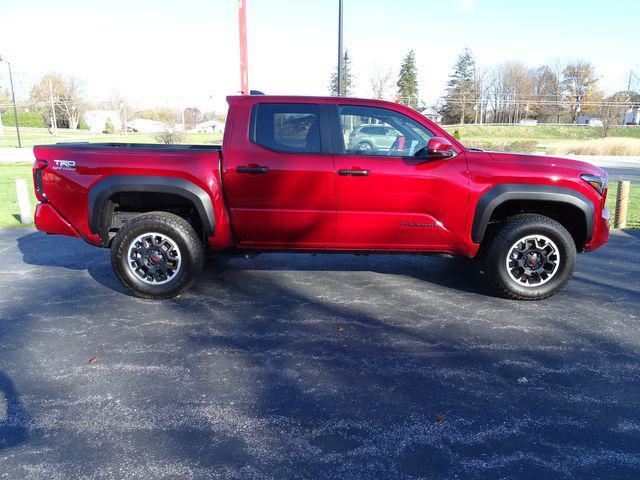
[32,95,610,300]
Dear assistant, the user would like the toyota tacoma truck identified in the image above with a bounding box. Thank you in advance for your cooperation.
[32,95,610,300]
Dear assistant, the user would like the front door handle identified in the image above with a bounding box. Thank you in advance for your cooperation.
[236,166,269,174]
[338,169,370,176]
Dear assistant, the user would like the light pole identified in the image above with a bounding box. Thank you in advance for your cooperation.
[0,55,22,148]
[337,0,344,96]
[238,0,249,95]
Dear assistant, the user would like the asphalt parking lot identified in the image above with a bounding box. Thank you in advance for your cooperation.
[1,228,640,479]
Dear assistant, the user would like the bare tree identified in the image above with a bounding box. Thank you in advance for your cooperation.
[598,92,627,137]
[562,60,601,123]
[473,66,493,123]
[486,62,534,124]
[29,74,85,129]
[370,68,395,100]
[107,91,135,133]
[530,64,561,122]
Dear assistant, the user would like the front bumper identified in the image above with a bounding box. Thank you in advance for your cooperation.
[585,206,610,252]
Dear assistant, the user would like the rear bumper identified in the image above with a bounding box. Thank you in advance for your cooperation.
[34,203,80,238]
[585,206,610,252]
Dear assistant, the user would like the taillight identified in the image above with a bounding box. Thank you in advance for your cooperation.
[349,130,357,138]
[33,159,48,201]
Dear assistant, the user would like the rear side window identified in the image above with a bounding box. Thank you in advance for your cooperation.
[251,103,321,153]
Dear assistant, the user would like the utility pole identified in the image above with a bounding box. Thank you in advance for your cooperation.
[337,0,344,96]
[48,79,57,133]
[0,55,22,148]
[122,103,128,136]
[238,0,249,95]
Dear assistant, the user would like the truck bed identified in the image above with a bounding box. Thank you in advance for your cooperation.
[35,142,222,152]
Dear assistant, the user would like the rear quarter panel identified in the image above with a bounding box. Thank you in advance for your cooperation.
[33,145,232,248]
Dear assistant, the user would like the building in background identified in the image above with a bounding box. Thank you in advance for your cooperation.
[127,118,167,133]
[623,106,640,125]
[420,107,442,124]
[576,115,603,127]
[83,110,121,132]
[194,118,226,133]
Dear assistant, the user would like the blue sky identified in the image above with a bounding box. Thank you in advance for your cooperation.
[1,0,638,112]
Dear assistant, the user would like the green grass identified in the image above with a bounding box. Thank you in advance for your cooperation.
[442,124,640,142]
[0,128,223,148]
[0,163,37,227]
[606,184,640,229]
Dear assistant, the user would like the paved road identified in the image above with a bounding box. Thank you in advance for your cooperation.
[568,156,640,183]
[1,228,640,479]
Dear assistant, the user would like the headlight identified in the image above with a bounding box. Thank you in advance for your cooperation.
[580,174,607,195]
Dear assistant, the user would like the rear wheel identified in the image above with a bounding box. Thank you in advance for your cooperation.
[110,212,204,299]
[486,214,576,300]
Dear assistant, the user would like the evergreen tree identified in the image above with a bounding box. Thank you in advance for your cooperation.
[441,48,476,124]
[104,117,115,134]
[396,50,419,109]
[329,50,355,96]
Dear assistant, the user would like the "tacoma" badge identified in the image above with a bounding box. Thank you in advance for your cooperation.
[400,222,436,228]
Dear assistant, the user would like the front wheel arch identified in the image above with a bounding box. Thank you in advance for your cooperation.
[472,184,594,250]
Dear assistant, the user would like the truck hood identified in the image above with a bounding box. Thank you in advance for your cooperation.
[486,151,607,178]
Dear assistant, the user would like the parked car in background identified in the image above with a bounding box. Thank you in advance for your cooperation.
[347,123,400,153]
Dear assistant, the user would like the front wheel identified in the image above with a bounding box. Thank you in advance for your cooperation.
[486,214,576,300]
[110,212,204,299]
[357,141,373,153]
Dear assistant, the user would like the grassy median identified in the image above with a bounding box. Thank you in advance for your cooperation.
[0,163,38,227]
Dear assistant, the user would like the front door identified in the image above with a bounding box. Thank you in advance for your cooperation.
[223,101,336,248]
[331,104,469,250]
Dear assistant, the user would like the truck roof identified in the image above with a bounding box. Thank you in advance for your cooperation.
[226,94,406,110]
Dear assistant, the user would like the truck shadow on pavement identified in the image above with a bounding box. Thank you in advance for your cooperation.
[0,372,29,452]
[16,231,493,298]
[16,232,128,295]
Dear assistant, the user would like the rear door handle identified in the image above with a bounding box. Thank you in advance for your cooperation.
[236,166,269,174]
[338,169,370,176]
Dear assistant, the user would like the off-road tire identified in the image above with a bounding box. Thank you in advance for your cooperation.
[486,214,576,300]
[110,212,204,299]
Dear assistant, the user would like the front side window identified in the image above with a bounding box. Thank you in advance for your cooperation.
[338,105,434,157]
[251,103,321,153]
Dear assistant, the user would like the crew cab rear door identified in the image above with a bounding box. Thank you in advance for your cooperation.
[329,103,469,249]
[222,99,336,247]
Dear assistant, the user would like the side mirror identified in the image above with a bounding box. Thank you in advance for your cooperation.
[425,136,454,159]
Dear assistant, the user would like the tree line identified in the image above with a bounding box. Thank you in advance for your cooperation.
[330,49,421,109]
[0,73,221,132]
[330,48,640,131]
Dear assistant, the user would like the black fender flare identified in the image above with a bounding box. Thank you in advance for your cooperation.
[471,184,594,244]
[88,175,215,243]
